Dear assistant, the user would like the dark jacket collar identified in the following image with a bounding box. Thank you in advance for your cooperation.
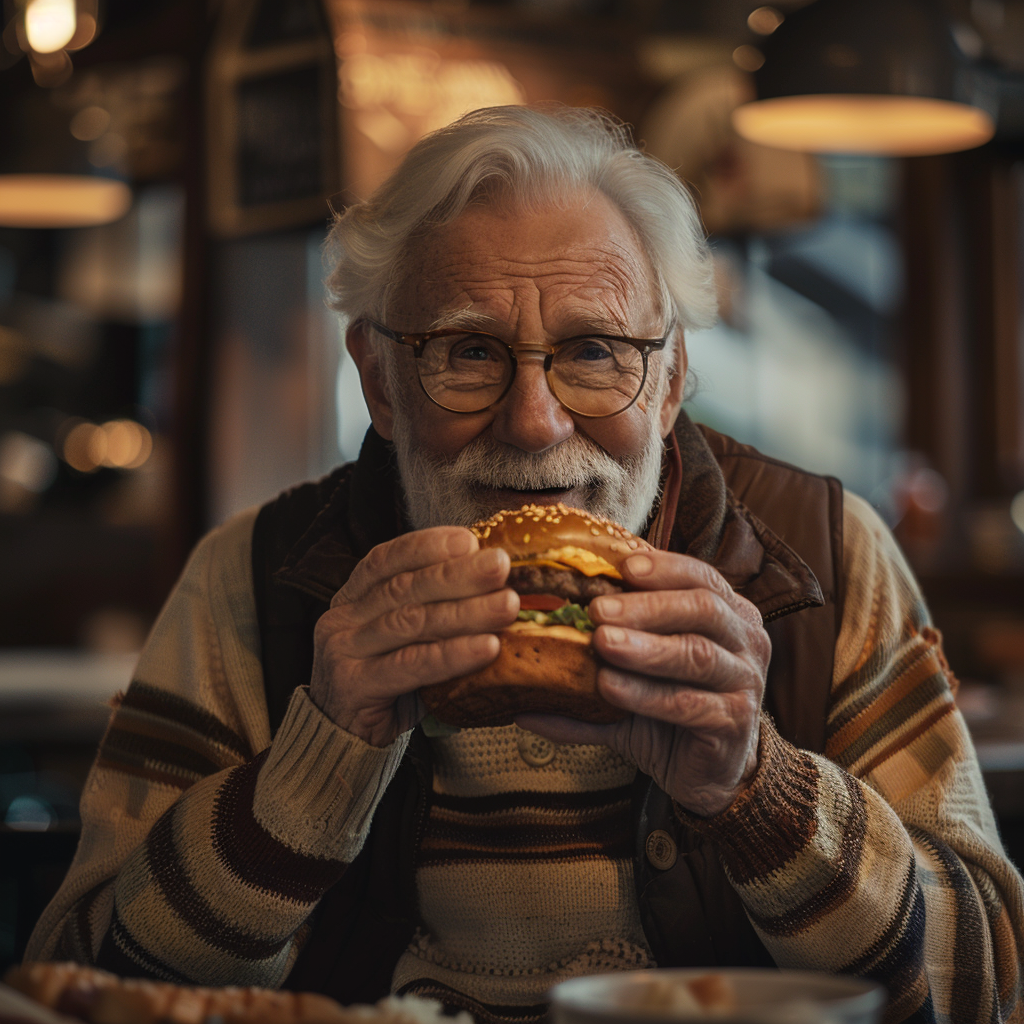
[275,414,822,623]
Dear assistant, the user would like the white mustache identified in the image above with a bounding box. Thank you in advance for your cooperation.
[445,434,625,493]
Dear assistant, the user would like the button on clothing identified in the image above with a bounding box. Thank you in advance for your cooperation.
[517,732,556,767]
[645,829,678,871]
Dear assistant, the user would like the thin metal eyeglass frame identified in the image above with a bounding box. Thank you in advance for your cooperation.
[359,318,671,418]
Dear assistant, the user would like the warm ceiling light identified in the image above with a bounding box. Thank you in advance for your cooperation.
[732,0,997,156]
[733,96,995,155]
[0,175,131,228]
[24,0,77,54]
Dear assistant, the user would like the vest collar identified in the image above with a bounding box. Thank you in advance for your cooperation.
[275,415,822,623]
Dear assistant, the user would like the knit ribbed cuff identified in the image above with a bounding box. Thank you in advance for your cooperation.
[252,687,410,861]
[674,714,821,885]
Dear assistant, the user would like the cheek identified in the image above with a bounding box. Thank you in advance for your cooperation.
[578,408,654,461]
[402,400,495,458]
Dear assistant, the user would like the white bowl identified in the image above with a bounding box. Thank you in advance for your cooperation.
[550,968,886,1024]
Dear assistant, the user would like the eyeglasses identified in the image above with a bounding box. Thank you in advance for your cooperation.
[360,319,671,418]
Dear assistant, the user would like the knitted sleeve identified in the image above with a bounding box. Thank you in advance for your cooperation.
[24,509,409,985]
[684,492,1024,1024]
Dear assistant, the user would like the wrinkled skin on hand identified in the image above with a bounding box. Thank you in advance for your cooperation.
[518,551,771,817]
[309,527,518,747]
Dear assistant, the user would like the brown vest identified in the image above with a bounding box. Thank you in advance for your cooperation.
[252,418,844,1003]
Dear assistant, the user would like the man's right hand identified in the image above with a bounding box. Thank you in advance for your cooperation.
[309,527,517,747]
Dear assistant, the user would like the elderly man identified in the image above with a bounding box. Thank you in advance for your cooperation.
[28,106,1023,1023]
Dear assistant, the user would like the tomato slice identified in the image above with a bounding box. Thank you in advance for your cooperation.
[518,593,568,611]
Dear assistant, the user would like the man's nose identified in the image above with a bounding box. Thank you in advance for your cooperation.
[490,356,576,453]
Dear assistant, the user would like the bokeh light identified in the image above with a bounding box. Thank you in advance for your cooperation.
[747,6,784,35]
[61,419,153,472]
[732,45,766,72]
[24,0,77,54]
[70,105,111,141]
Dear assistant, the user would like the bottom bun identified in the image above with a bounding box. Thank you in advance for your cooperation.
[421,629,627,728]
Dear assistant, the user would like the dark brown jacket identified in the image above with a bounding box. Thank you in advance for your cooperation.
[250,414,844,1004]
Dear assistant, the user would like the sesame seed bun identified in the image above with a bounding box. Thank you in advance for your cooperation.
[419,504,652,728]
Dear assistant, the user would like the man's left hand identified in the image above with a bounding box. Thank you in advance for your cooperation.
[517,550,770,817]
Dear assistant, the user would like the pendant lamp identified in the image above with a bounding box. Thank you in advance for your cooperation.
[0,175,131,228]
[732,0,997,156]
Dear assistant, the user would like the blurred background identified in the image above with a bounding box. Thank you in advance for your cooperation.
[1,0,1023,970]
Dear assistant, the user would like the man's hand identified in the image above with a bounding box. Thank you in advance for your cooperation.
[518,551,770,817]
[310,527,518,747]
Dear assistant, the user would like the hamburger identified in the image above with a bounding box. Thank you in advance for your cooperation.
[420,503,653,728]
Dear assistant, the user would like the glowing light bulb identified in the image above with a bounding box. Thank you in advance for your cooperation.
[25,0,77,54]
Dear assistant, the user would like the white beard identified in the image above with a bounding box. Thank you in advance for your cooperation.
[391,413,666,535]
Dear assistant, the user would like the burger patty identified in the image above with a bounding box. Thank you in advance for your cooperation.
[508,563,623,604]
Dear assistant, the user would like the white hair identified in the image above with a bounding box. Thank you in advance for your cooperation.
[324,105,717,332]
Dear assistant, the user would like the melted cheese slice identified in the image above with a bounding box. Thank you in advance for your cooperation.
[505,620,591,644]
[509,545,621,578]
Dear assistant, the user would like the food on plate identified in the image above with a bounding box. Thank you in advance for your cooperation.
[419,503,653,727]
[631,972,739,1014]
[2,963,470,1024]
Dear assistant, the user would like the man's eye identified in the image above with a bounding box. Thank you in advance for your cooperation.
[457,346,494,361]
[447,334,505,363]
[565,339,614,361]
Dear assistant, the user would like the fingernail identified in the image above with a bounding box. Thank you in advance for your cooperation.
[625,554,653,576]
[596,597,622,618]
[604,626,626,645]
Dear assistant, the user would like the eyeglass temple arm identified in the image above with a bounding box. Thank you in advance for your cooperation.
[360,319,400,343]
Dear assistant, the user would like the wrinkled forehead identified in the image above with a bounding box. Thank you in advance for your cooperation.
[385,191,664,333]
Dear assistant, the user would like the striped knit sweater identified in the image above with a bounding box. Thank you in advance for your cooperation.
[26,492,1024,1023]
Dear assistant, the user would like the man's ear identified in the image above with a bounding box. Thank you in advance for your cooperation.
[346,321,394,441]
[658,332,688,438]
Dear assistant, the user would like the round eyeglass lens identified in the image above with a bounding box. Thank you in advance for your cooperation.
[549,337,646,416]
[418,333,512,412]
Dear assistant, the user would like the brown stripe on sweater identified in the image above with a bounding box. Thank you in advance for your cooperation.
[101,907,191,982]
[430,784,634,814]
[857,702,956,777]
[827,639,946,748]
[741,770,869,936]
[211,750,348,902]
[107,706,247,770]
[828,627,932,730]
[830,595,925,691]
[144,789,292,961]
[828,670,952,769]
[421,805,633,858]
[122,681,251,759]
[98,725,228,781]
[419,837,633,864]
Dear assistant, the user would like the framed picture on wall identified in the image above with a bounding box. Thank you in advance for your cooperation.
[206,0,340,236]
